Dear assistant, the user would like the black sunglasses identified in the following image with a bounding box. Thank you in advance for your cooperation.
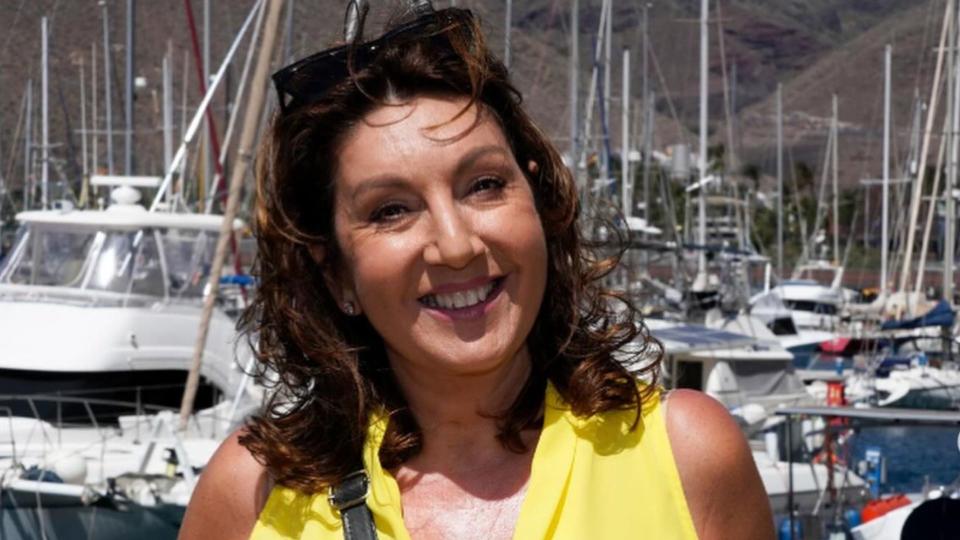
[272,8,474,115]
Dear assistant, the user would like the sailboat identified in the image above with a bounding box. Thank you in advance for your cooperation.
[0,0,280,535]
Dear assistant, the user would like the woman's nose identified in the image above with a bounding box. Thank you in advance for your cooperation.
[422,203,484,269]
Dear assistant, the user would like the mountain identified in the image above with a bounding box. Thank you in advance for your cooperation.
[0,0,939,204]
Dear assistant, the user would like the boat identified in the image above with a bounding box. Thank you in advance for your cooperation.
[0,177,252,422]
[0,176,263,538]
[647,316,812,433]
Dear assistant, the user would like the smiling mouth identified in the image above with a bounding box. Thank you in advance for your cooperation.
[419,277,506,311]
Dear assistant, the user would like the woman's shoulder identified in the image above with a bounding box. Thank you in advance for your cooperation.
[662,390,775,539]
[178,427,274,540]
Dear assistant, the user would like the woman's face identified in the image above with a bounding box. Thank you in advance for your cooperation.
[329,95,548,379]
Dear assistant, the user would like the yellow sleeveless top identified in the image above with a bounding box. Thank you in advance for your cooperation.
[251,384,698,539]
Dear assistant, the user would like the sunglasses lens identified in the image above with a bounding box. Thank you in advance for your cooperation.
[273,9,470,114]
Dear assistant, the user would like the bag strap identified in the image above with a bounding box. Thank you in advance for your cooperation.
[329,470,379,540]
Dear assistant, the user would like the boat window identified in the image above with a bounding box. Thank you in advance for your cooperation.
[768,317,798,336]
[2,227,98,287]
[86,231,164,298]
[814,302,837,315]
[784,299,837,315]
[162,230,214,299]
[128,233,166,298]
[675,360,703,391]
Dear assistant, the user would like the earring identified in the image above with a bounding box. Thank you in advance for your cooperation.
[343,301,357,316]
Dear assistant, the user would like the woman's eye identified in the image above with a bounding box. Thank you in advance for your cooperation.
[369,203,408,223]
[469,176,506,195]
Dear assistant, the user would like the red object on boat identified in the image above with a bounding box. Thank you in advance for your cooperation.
[861,494,912,523]
[826,381,846,407]
[820,337,851,354]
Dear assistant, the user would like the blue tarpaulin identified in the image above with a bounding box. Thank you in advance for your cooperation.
[881,300,955,331]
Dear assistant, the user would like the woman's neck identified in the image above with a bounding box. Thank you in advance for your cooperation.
[386,347,533,472]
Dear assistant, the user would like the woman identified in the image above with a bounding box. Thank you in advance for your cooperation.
[180,4,773,539]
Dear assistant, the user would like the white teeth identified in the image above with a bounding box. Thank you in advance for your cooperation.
[465,289,479,306]
[422,280,498,310]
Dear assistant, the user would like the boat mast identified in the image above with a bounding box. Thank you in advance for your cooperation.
[777,83,784,278]
[601,0,613,185]
[91,43,98,185]
[23,79,32,210]
[641,3,652,234]
[101,1,114,175]
[202,0,212,202]
[150,0,263,209]
[570,0,578,172]
[697,0,709,281]
[80,58,89,201]
[204,0,268,214]
[881,44,891,300]
[569,0,580,209]
[947,11,960,303]
[180,0,285,429]
[124,0,135,175]
[904,0,952,298]
[504,0,512,68]
[622,48,631,219]
[163,43,174,176]
[578,0,611,212]
[832,94,840,265]
[40,16,49,209]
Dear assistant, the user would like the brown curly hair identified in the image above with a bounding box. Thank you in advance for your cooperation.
[239,6,661,493]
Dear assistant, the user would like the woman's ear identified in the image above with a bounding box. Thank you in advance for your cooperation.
[527,160,540,175]
[308,243,362,316]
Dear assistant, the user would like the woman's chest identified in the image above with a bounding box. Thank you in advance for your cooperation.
[400,483,527,540]
[393,458,531,540]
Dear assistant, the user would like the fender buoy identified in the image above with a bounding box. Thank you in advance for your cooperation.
[861,494,911,523]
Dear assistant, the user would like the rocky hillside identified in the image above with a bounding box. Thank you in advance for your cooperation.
[0,0,940,203]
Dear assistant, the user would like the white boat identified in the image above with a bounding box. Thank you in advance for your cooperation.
[854,359,960,409]
[0,181,261,537]
[752,280,844,335]
[749,290,836,368]
[752,448,868,516]
[647,316,813,433]
[0,182,252,418]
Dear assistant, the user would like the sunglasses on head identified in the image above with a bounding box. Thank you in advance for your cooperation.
[272,7,475,115]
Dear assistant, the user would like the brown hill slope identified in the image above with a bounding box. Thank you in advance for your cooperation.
[0,0,938,207]
[738,0,944,189]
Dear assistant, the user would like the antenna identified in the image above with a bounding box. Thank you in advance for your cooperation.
[409,1,434,16]
[344,0,367,42]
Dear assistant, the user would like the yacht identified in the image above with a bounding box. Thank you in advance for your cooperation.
[647,316,811,433]
[0,178,261,536]
[0,179,252,420]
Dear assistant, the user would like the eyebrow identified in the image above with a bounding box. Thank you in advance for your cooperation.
[349,145,513,201]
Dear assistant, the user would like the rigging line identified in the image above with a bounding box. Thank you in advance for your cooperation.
[2,88,27,197]
[799,124,836,266]
[203,0,266,214]
[648,40,691,150]
[912,0,940,91]
[786,144,811,263]
[183,0,227,202]
[857,64,885,189]
[715,0,738,173]
[182,0,246,285]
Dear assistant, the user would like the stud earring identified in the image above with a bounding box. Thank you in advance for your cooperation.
[343,301,357,316]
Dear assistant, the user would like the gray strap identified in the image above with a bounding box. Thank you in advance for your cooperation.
[329,471,379,540]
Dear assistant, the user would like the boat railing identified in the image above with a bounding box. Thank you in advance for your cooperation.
[0,283,164,308]
[774,405,960,539]
[0,390,245,469]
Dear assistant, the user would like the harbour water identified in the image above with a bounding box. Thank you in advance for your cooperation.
[850,425,960,493]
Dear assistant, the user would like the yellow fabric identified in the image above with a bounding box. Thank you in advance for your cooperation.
[251,384,698,539]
